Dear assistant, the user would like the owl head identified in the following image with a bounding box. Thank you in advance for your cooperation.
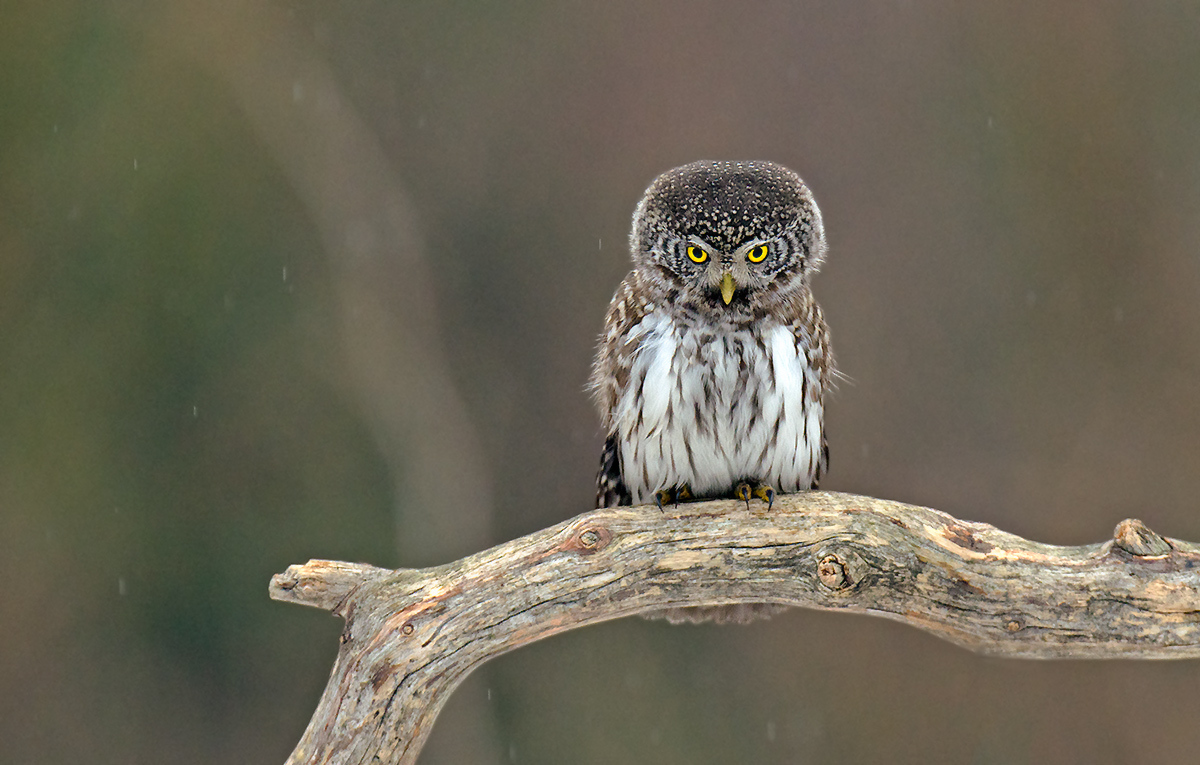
[630,160,826,320]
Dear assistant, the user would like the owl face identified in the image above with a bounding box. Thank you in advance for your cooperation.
[630,160,826,318]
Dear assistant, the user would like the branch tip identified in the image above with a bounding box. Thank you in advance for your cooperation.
[269,560,387,611]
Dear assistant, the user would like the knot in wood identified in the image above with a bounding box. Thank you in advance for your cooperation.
[817,554,849,590]
[1004,618,1023,633]
[563,524,612,555]
[401,622,415,636]
[1113,518,1171,558]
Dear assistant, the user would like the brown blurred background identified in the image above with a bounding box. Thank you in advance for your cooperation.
[5,1,1200,763]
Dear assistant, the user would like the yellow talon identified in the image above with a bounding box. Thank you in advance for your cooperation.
[654,489,672,511]
[735,482,752,507]
[655,484,695,509]
[753,485,776,510]
[734,482,776,510]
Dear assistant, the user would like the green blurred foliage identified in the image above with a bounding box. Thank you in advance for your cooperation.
[1,3,395,761]
[5,2,1200,764]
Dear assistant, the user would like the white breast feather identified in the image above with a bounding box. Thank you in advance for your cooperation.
[616,315,823,504]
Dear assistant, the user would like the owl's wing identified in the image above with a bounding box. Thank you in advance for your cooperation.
[812,434,830,489]
[596,432,632,508]
[591,273,650,508]
[790,297,833,489]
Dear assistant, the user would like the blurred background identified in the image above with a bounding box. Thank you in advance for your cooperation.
[5,1,1200,763]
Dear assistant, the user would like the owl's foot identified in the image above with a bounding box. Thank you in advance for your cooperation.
[756,484,776,509]
[734,481,776,510]
[654,484,693,511]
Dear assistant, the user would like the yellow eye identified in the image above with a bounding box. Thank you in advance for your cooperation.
[686,244,709,264]
[747,244,769,263]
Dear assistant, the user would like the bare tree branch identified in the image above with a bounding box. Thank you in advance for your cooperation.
[271,491,1200,765]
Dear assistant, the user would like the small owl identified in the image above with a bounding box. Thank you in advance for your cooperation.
[591,160,833,624]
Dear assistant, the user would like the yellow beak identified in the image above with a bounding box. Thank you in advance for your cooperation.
[720,272,736,305]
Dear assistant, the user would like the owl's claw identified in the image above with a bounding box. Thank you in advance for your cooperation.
[735,482,752,509]
[754,484,776,510]
[654,484,693,511]
[734,481,776,510]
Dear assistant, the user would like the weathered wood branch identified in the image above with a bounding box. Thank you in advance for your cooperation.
[270,491,1200,764]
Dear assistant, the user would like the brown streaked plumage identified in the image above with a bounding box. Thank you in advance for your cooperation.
[591,160,833,624]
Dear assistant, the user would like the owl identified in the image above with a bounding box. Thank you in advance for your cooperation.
[590,160,833,624]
